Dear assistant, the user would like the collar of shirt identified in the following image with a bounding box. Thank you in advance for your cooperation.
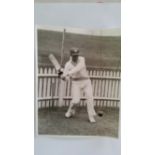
[69,57,80,66]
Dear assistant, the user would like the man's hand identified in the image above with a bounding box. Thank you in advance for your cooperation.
[61,75,66,81]
[58,68,64,78]
[61,73,70,81]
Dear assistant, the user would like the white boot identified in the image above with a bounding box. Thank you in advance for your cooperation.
[65,111,72,118]
[89,115,96,123]
[65,109,75,118]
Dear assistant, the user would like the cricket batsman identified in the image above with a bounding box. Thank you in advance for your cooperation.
[61,47,96,123]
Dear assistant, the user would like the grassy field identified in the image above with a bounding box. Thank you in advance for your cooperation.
[38,107,119,137]
[37,30,121,69]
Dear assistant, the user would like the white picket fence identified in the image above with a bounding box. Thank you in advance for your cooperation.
[37,66,121,108]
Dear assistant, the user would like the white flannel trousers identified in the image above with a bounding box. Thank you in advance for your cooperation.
[67,79,96,117]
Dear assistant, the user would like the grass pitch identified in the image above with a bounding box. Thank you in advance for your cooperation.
[38,107,119,137]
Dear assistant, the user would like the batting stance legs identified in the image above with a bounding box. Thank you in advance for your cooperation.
[65,79,96,123]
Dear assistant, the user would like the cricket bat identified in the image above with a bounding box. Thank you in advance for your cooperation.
[49,54,61,71]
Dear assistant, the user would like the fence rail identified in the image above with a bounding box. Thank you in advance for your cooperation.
[37,66,121,108]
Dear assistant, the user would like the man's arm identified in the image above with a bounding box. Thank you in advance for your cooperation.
[67,57,85,75]
[61,62,70,80]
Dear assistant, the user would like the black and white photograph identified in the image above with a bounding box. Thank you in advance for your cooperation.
[2,1,155,155]
[36,26,121,137]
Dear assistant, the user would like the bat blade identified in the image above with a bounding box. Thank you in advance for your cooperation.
[49,54,61,71]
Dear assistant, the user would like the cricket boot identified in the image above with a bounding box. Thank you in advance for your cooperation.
[88,115,96,123]
[65,103,76,118]
[65,109,75,118]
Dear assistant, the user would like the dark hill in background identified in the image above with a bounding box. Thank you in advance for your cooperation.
[38,29,121,69]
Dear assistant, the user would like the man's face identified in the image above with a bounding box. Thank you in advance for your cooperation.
[71,55,79,63]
